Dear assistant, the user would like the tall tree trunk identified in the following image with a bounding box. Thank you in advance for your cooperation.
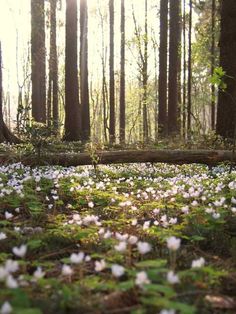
[109,0,115,144]
[143,0,148,143]
[64,0,81,141]
[158,0,168,137]
[80,0,90,142]
[31,0,46,123]
[0,43,19,143]
[211,0,216,130]
[119,0,125,144]
[187,0,192,139]
[168,0,181,135]
[216,0,236,139]
[177,0,182,133]
[51,0,59,131]
[182,0,186,139]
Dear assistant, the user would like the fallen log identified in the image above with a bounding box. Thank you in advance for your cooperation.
[0,150,236,167]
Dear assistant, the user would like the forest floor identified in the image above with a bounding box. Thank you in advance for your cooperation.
[0,161,236,314]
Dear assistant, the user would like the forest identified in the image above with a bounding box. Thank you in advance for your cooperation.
[0,0,236,313]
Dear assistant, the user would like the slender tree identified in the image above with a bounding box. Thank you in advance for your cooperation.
[211,0,216,130]
[182,0,187,138]
[48,0,59,130]
[143,0,148,143]
[216,0,236,138]
[80,0,90,141]
[168,0,181,135]
[109,0,115,144]
[119,0,125,144]
[158,0,168,136]
[187,0,192,138]
[64,0,81,141]
[31,0,46,123]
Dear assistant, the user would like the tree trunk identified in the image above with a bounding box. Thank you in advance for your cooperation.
[211,0,216,131]
[64,0,82,141]
[50,0,59,131]
[182,0,186,139]
[143,0,148,143]
[109,0,115,144]
[6,150,236,167]
[187,0,192,139]
[168,0,181,135]
[31,0,46,123]
[216,0,236,139]
[119,0,125,144]
[80,0,90,142]
[158,0,168,137]
[0,43,20,143]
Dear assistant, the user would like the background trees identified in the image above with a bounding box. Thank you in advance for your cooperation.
[0,0,231,144]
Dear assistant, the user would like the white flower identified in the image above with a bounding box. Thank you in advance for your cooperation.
[103,230,112,239]
[33,267,45,280]
[143,221,151,230]
[6,275,18,289]
[85,255,91,262]
[169,218,177,225]
[111,264,125,277]
[70,252,85,264]
[115,232,129,241]
[181,206,189,214]
[137,241,151,255]
[0,302,12,314]
[135,271,150,287]
[0,233,7,240]
[191,257,205,268]
[61,264,73,276]
[5,212,13,220]
[5,260,19,273]
[167,271,179,284]
[0,267,8,281]
[166,237,181,251]
[212,212,220,219]
[231,197,236,205]
[231,207,236,213]
[160,310,175,314]
[88,201,94,208]
[95,260,106,272]
[131,219,138,226]
[114,241,127,252]
[12,244,27,258]
[128,235,138,245]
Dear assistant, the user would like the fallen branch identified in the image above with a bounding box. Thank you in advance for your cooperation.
[0,150,235,167]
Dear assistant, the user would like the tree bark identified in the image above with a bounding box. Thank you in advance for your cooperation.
[64,0,82,141]
[216,0,236,139]
[211,0,216,130]
[3,150,236,167]
[80,0,90,142]
[31,0,46,123]
[168,0,181,135]
[143,0,148,143]
[109,0,115,144]
[187,0,192,139]
[119,0,125,144]
[158,0,168,137]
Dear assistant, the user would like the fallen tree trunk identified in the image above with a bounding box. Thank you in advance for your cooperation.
[0,150,236,167]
